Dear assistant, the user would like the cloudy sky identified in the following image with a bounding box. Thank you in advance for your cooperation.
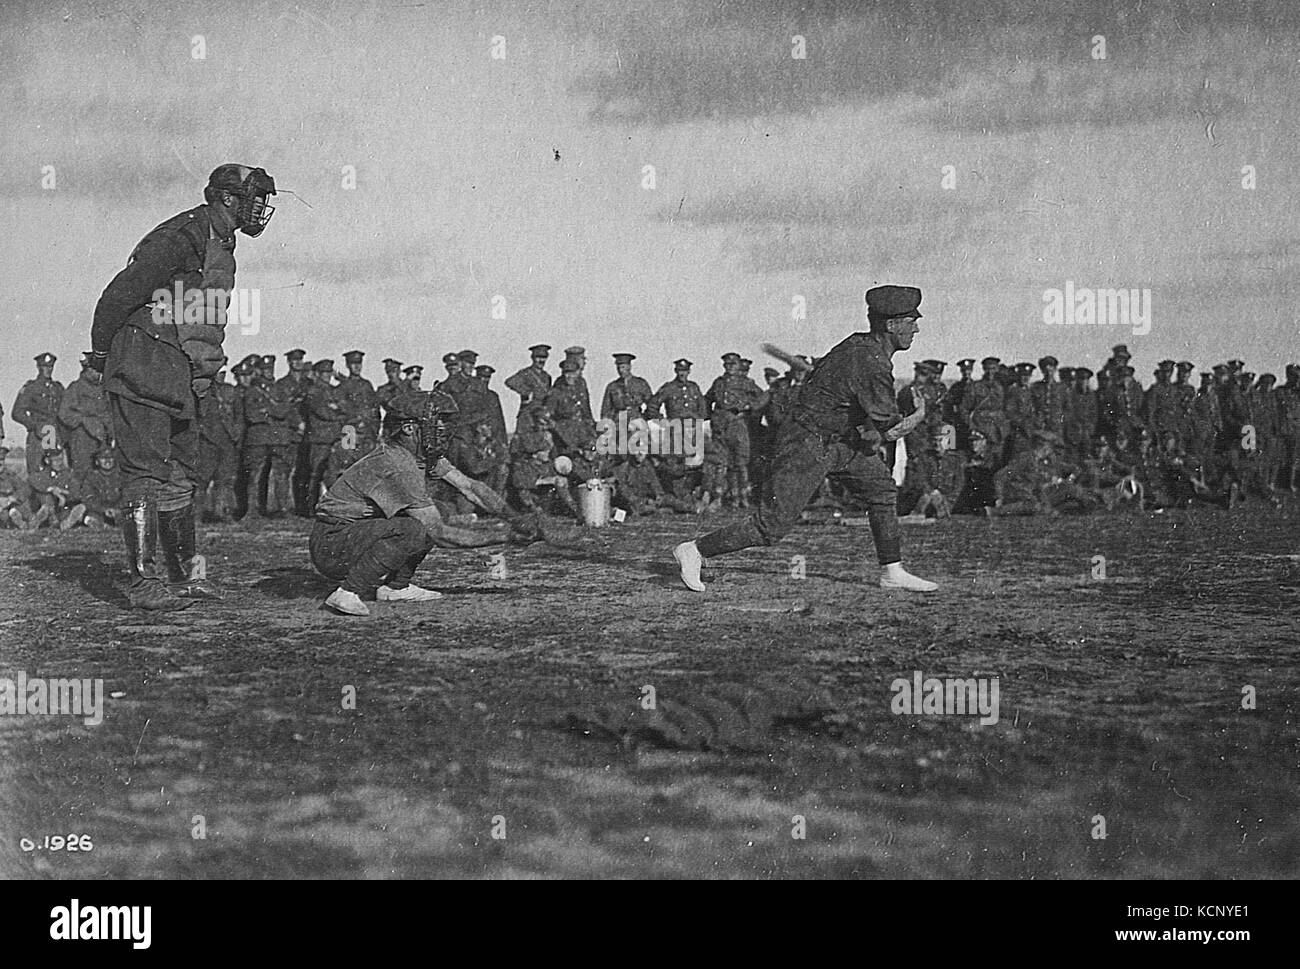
[2,0,1297,430]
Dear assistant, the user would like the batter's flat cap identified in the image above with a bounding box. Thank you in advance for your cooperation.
[865,285,922,319]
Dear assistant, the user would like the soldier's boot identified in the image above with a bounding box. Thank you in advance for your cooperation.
[121,500,193,611]
[60,503,87,530]
[158,503,224,600]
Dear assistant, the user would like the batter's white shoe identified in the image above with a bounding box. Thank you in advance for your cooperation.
[377,584,443,602]
[325,587,370,616]
[879,563,938,592]
[674,541,706,592]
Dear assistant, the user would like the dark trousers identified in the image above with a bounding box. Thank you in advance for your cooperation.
[696,420,901,565]
[110,394,197,507]
[242,442,295,514]
[309,516,434,595]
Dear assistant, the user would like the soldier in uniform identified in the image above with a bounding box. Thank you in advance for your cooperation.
[961,356,1007,466]
[243,353,304,517]
[1186,370,1222,476]
[1144,360,1180,452]
[13,353,65,475]
[195,366,242,521]
[334,349,380,473]
[276,349,311,515]
[1113,365,1146,444]
[944,358,976,452]
[475,364,508,450]
[706,352,768,508]
[89,163,276,609]
[1064,366,1098,464]
[600,353,654,424]
[1172,360,1197,447]
[895,361,933,493]
[1279,364,1300,492]
[79,448,124,528]
[542,358,598,464]
[1252,373,1281,496]
[504,344,552,421]
[403,365,424,392]
[303,359,345,509]
[58,353,113,480]
[0,445,41,529]
[1001,362,1038,463]
[675,285,938,594]
[376,358,406,417]
[646,358,708,503]
[1029,355,1065,443]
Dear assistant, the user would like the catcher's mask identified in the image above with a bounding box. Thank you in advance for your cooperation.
[420,388,459,466]
[207,165,277,237]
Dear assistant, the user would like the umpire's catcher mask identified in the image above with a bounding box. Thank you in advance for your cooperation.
[207,164,277,237]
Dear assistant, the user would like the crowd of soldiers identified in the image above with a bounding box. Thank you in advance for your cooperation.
[5,340,1299,530]
[897,344,1300,518]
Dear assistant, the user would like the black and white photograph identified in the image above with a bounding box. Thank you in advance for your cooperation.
[0,0,1296,905]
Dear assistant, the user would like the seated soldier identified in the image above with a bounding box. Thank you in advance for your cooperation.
[988,430,1075,517]
[78,448,124,528]
[310,396,511,617]
[27,449,87,530]
[508,427,565,513]
[0,445,43,529]
[951,429,997,515]
[904,426,967,520]
[612,450,675,516]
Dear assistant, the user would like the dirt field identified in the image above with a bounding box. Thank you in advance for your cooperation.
[1,504,1297,880]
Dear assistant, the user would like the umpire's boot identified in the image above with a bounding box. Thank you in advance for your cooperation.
[159,502,224,600]
[121,499,193,611]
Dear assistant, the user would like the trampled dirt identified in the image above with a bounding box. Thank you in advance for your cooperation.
[1,505,1297,879]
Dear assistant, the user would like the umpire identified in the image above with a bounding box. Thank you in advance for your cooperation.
[90,164,276,610]
[674,285,938,594]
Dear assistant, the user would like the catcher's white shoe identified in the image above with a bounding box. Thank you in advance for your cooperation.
[674,541,706,592]
[879,563,938,592]
[325,587,370,616]
[377,584,444,602]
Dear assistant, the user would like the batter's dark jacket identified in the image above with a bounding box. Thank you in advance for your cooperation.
[92,206,233,420]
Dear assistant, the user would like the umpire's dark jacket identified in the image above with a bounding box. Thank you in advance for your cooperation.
[92,206,233,421]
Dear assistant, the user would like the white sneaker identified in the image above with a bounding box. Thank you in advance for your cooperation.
[325,587,370,616]
[674,541,706,592]
[879,564,938,592]
[377,584,444,602]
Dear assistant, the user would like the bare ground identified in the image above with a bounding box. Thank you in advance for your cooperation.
[1,504,1298,879]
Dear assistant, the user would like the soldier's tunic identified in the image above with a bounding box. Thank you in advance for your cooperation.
[1029,379,1066,440]
[1187,386,1222,468]
[304,382,345,507]
[961,377,1007,456]
[79,465,124,519]
[375,378,407,420]
[1172,379,1197,444]
[1063,384,1098,462]
[647,376,708,498]
[58,374,111,478]
[1144,379,1180,447]
[91,204,233,507]
[1002,382,1037,460]
[600,375,654,423]
[334,375,380,468]
[694,331,905,565]
[895,378,930,476]
[1278,380,1300,490]
[504,364,552,420]
[706,374,766,470]
[542,378,598,457]
[1113,376,1145,442]
[12,377,65,475]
